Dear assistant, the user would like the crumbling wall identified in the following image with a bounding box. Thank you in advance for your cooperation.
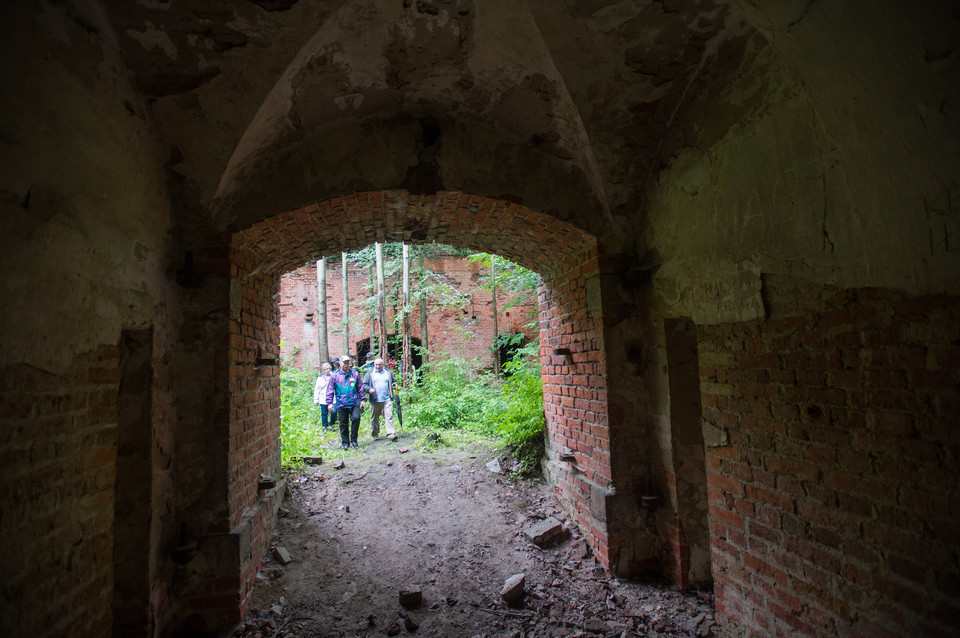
[539,241,616,568]
[229,251,285,621]
[279,256,539,371]
[634,1,960,629]
[700,277,959,636]
[0,2,178,635]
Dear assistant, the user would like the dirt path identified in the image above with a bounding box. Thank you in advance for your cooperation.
[236,434,723,638]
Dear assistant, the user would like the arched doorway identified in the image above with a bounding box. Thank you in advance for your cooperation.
[171,190,631,632]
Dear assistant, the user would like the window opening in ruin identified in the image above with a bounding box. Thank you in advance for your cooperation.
[355,336,423,374]
[496,332,528,376]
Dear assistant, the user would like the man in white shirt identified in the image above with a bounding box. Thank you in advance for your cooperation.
[363,357,398,440]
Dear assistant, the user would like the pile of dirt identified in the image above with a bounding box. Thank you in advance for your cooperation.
[235,435,724,638]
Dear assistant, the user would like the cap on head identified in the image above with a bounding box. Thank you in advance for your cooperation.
[340,355,351,362]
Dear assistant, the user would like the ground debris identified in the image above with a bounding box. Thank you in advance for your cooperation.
[236,443,725,638]
[524,516,565,547]
[399,585,423,608]
[271,547,292,565]
[500,573,526,607]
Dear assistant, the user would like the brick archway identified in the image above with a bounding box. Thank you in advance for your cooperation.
[179,189,623,627]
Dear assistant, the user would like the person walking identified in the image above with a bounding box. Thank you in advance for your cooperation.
[363,357,398,440]
[312,362,333,430]
[326,355,366,449]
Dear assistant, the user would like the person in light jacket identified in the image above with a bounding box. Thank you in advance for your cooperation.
[312,362,332,430]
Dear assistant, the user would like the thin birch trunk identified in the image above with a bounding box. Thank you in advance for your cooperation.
[317,258,329,365]
[376,242,388,361]
[491,256,500,378]
[368,264,376,361]
[402,244,411,386]
[419,253,428,374]
[342,252,349,357]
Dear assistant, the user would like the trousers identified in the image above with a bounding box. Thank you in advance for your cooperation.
[370,399,395,436]
[337,404,362,445]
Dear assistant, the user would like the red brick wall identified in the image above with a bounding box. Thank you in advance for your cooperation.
[175,240,287,633]
[228,246,284,620]
[700,277,960,637]
[539,242,614,568]
[279,256,538,370]
[0,346,119,637]
[229,190,612,612]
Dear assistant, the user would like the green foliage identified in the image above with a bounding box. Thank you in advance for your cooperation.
[401,356,501,435]
[495,341,546,477]
[494,332,526,350]
[468,252,542,317]
[280,366,323,466]
[280,247,547,477]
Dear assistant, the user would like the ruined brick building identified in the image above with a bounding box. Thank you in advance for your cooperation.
[279,256,538,371]
[1,1,957,636]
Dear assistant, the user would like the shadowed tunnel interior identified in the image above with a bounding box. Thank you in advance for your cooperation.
[1,1,958,636]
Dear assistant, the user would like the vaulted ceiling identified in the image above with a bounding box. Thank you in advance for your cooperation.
[105,0,756,245]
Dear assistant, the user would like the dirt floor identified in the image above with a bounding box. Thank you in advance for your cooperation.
[235,432,724,638]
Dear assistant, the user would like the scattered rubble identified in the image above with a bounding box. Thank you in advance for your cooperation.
[236,440,724,638]
[271,547,292,565]
[524,516,565,548]
[500,573,526,607]
[399,585,423,608]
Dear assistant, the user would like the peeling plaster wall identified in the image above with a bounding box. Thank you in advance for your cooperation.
[0,1,175,372]
[647,3,960,308]
[629,3,960,634]
[212,0,608,233]
[734,0,960,294]
[0,1,179,635]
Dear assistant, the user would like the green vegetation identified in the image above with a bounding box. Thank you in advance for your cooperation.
[279,365,325,466]
[280,247,546,476]
[495,341,546,476]
[279,344,546,477]
[400,355,503,434]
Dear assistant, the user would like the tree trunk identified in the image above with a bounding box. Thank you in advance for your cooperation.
[491,256,500,378]
[419,253,429,375]
[402,244,411,386]
[376,242,388,362]
[368,263,376,361]
[317,258,329,365]
[341,252,349,358]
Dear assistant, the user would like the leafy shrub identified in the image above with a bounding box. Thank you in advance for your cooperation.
[278,346,546,477]
[495,342,546,477]
[280,366,323,466]
[402,355,500,435]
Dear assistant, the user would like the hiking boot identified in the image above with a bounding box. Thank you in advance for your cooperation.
[351,441,359,448]
[341,443,349,450]
[386,433,397,441]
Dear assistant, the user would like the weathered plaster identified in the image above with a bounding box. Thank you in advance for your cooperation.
[0,1,174,372]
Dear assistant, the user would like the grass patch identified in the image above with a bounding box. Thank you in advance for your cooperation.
[280,346,545,476]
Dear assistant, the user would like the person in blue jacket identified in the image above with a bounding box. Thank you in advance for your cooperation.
[326,355,366,449]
